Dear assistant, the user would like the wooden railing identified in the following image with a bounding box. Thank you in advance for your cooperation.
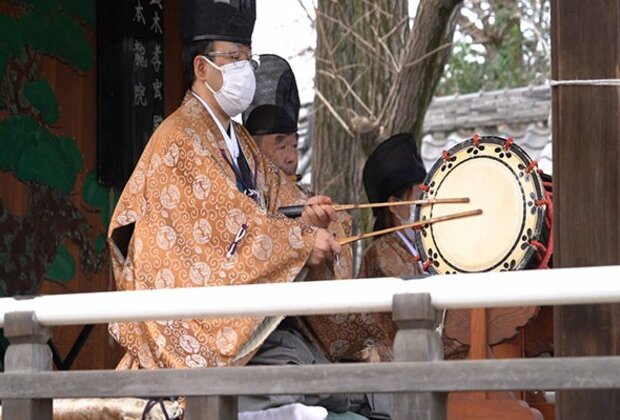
[2,265,620,419]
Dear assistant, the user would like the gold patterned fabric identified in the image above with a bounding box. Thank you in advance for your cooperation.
[296,233,417,363]
[358,232,468,360]
[107,92,319,369]
[358,233,421,279]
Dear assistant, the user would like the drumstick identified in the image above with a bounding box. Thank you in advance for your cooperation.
[337,209,483,245]
[277,197,470,218]
[334,197,469,211]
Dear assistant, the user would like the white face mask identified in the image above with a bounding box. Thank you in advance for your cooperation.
[395,203,417,224]
[396,204,418,241]
[202,56,256,117]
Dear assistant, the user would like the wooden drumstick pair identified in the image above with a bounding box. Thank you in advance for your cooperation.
[333,197,481,245]
[278,197,481,245]
[338,208,483,245]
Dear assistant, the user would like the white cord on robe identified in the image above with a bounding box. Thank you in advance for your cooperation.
[550,79,620,86]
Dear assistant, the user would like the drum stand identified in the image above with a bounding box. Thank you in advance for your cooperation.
[446,307,554,420]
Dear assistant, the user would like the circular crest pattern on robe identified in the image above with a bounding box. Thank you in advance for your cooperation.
[107,93,316,369]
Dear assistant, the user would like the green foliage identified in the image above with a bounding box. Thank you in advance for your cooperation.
[58,0,95,27]
[45,243,76,283]
[18,10,93,72]
[20,0,95,26]
[437,0,550,96]
[82,170,119,229]
[95,233,106,255]
[0,49,6,106]
[20,0,59,14]
[82,171,109,209]
[0,116,83,193]
[57,135,84,173]
[438,40,527,96]
[0,1,94,72]
[0,1,103,303]
[23,79,59,124]
[0,14,22,104]
[0,15,23,56]
[437,44,486,95]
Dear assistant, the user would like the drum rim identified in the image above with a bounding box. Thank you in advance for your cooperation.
[413,135,546,274]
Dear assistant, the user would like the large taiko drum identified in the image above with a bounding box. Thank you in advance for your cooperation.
[414,135,552,274]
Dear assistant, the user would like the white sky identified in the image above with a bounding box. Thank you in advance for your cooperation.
[253,0,420,104]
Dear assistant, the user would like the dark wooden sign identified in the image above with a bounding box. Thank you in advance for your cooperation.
[97,0,165,189]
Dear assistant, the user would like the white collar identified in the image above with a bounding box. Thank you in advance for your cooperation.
[396,230,418,257]
[396,230,427,274]
[191,91,240,167]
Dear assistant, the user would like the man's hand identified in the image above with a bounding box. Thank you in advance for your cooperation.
[307,228,341,267]
[301,195,337,229]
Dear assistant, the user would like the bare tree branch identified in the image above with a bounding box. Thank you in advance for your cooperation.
[318,69,375,117]
[402,41,454,68]
[296,0,316,25]
[318,10,380,56]
[315,88,353,137]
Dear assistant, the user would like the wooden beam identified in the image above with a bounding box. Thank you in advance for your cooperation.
[2,312,53,420]
[552,0,620,417]
[2,357,620,399]
[185,396,238,420]
[392,293,446,420]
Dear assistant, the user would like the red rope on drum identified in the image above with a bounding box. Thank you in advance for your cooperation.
[530,239,547,254]
[529,177,554,269]
[472,133,481,147]
[442,150,451,162]
[503,137,514,150]
[538,188,554,269]
[418,183,430,193]
[525,161,538,174]
[535,198,548,207]
[422,259,433,271]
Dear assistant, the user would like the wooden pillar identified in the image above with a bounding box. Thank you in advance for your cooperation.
[551,0,620,418]
[392,293,446,420]
[2,311,53,420]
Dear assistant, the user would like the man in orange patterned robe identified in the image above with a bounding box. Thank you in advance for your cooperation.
[107,0,342,371]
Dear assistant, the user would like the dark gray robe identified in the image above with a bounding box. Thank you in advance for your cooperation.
[239,320,392,419]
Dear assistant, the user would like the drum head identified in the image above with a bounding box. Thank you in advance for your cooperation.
[414,136,546,274]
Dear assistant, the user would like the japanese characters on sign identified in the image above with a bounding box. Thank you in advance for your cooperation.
[132,0,164,130]
[97,0,165,188]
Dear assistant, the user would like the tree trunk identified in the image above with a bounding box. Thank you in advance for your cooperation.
[312,0,462,204]
[311,0,462,267]
[382,0,462,141]
[312,0,409,204]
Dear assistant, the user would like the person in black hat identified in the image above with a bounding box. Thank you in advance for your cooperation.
[180,0,337,231]
[108,0,344,377]
[357,134,469,361]
[243,54,301,181]
[358,133,427,279]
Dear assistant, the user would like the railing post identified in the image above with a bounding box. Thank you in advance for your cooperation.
[2,311,53,420]
[184,395,238,419]
[392,293,446,420]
